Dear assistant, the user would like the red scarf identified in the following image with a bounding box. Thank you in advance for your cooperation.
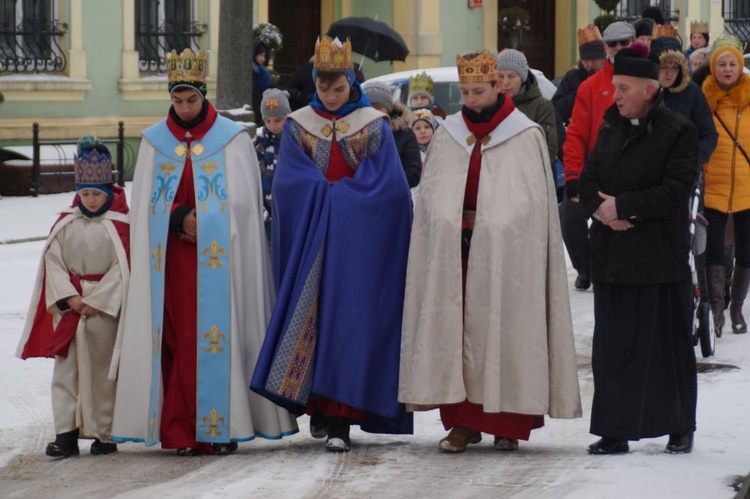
[462,97,515,210]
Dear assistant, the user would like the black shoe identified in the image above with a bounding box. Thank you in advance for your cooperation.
[90,439,118,455]
[45,429,80,458]
[325,418,351,452]
[665,432,693,454]
[212,442,238,455]
[587,437,629,455]
[575,273,591,291]
[176,447,204,456]
[309,411,327,439]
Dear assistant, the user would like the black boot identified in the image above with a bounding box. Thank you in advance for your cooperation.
[212,442,238,455]
[665,431,694,454]
[90,439,118,455]
[325,418,351,452]
[706,265,726,338]
[309,411,327,439]
[46,429,80,458]
[587,436,629,455]
[730,265,750,334]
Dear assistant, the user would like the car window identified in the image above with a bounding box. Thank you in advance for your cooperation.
[394,81,464,115]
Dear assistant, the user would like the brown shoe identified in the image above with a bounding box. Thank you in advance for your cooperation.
[493,436,519,451]
[439,425,482,453]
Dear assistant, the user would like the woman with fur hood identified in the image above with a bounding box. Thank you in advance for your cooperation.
[650,37,717,167]
[701,36,750,337]
[363,82,422,188]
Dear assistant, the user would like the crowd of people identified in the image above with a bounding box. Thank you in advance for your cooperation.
[14,9,750,462]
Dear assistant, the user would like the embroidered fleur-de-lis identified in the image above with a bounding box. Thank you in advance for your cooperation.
[152,243,165,271]
[153,327,162,356]
[203,240,226,270]
[202,408,225,438]
[202,325,226,354]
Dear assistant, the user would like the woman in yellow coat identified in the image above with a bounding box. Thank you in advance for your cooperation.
[702,35,750,336]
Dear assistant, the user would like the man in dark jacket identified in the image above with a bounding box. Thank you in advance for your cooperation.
[580,43,700,456]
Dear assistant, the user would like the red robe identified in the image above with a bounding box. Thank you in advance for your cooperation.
[440,98,544,440]
[159,104,220,451]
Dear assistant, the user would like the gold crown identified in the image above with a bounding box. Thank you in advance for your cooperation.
[314,36,353,72]
[690,20,709,34]
[408,72,434,96]
[456,50,498,84]
[167,48,207,87]
[577,24,602,47]
[712,34,743,54]
[652,24,678,40]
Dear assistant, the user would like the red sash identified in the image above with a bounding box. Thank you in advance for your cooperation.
[48,273,104,357]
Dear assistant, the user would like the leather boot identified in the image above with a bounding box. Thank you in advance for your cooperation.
[438,425,481,453]
[46,429,80,458]
[706,265,726,338]
[730,265,750,334]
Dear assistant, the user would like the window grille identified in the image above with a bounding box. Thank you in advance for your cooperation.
[0,0,68,73]
[723,0,750,52]
[614,0,679,24]
[135,0,207,73]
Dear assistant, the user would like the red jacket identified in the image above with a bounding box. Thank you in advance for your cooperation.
[562,60,615,187]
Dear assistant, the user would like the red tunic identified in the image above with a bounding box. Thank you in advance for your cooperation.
[440,98,545,440]
[304,107,365,423]
[159,104,220,451]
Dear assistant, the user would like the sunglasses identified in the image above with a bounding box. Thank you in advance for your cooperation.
[606,39,633,48]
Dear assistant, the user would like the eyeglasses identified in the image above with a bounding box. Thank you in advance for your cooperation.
[606,39,632,48]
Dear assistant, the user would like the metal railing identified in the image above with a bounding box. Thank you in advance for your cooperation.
[136,20,207,73]
[0,20,68,73]
[614,1,679,24]
[723,12,750,53]
[31,122,126,198]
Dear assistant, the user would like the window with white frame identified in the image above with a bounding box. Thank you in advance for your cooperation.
[135,0,207,73]
[0,0,67,73]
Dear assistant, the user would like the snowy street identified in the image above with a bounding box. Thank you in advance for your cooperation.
[0,187,749,498]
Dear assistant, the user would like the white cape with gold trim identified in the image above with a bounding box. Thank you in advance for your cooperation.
[399,109,582,419]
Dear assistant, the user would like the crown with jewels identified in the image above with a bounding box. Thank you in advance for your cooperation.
[712,34,743,54]
[314,36,353,72]
[577,24,602,47]
[690,20,709,34]
[652,24,678,40]
[167,48,208,92]
[408,72,435,97]
[456,50,498,84]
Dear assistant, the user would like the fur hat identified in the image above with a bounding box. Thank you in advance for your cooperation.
[260,88,291,119]
[497,49,529,82]
[614,41,659,80]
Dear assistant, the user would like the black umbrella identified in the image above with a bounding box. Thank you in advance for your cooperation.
[327,17,409,63]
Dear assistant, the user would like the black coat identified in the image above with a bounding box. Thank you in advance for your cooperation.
[389,102,421,188]
[663,81,717,166]
[552,64,590,125]
[580,98,700,284]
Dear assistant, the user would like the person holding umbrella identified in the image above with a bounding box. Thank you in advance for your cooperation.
[251,36,413,453]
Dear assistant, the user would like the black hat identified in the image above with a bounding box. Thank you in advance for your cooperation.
[641,6,665,25]
[580,40,606,60]
[649,37,682,59]
[633,18,655,38]
[614,41,659,80]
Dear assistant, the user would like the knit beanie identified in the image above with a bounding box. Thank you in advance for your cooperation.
[411,108,437,130]
[260,88,291,119]
[497,49,529,82]
[649,36,682,59]
[363,82,395,113]
[633,18,655,39]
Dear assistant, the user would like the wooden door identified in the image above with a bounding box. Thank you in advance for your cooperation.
[269,0,321,87]
[497,0,555,79]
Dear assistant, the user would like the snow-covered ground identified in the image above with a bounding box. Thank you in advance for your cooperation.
[0,187,748,498]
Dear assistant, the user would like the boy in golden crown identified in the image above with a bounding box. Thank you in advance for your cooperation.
[17,136,130,458]
[251,36,413,452]
[111,49,297,456]
[399,51,582,453]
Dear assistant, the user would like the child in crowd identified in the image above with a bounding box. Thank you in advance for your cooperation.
[16,136,130,458]
[407,71,446,119]
[254,88,292,240]
[411,108,437,165]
